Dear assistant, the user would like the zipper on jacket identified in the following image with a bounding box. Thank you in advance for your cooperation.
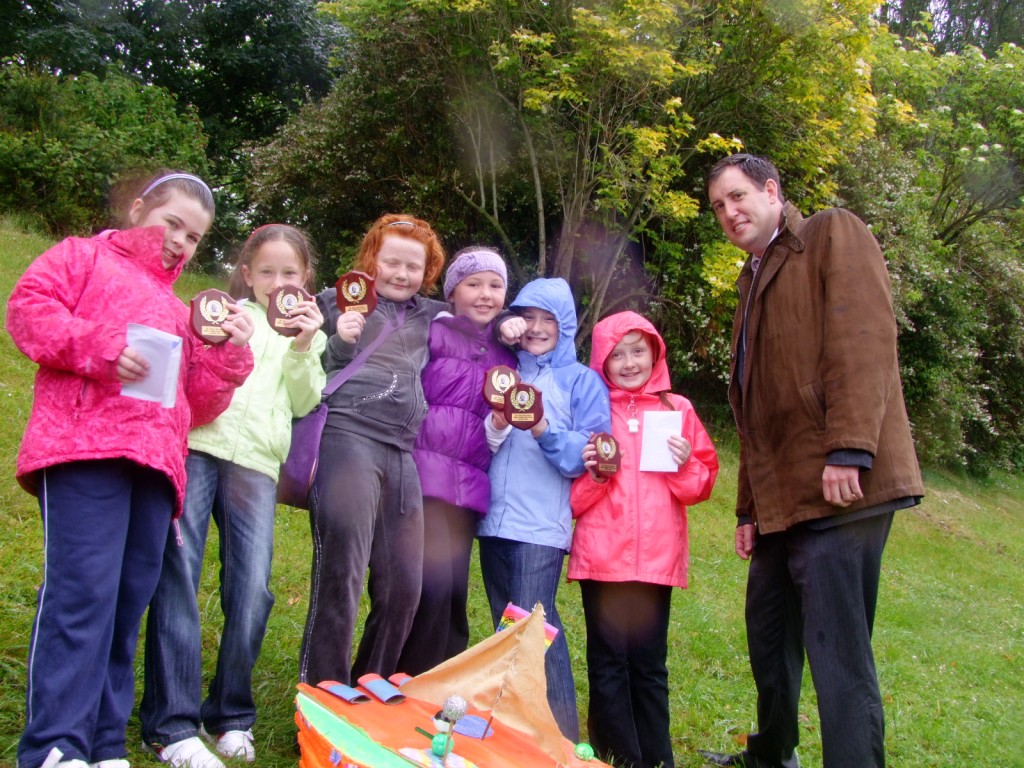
[628,402,643,570]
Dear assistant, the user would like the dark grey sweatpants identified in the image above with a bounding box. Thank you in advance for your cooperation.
[299,429,424,686]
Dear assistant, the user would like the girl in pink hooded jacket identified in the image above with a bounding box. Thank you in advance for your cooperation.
[569,310,718,768]
[7,171,254,768]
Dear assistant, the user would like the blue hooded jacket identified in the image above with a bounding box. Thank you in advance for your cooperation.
[478,278,611,550]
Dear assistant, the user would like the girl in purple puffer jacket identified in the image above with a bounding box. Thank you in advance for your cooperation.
[397,246,517,674]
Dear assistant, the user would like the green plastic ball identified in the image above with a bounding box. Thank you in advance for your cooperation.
[431,732,453,757]
[574,742,595,761]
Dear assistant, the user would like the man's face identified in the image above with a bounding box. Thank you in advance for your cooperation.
[708,165,782,257]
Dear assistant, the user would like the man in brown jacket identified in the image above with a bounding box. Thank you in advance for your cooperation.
[699,154,924,768]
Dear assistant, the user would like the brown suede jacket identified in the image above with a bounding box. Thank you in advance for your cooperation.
[728,203,924,533]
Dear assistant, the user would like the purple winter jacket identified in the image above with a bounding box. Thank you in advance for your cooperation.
[412,312,517,515]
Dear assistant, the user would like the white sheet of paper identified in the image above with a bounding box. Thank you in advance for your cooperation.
[639,410,683,472]
[121,323,183,408]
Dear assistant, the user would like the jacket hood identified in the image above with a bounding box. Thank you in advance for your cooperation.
[510,277,579,367]
[101,226,185,285]
[589,310,670,394]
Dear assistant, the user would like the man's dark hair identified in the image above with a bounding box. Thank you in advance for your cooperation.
[706,153,784,200]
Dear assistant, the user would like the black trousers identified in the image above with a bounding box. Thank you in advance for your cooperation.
[396,498,476,676]
[580,580,675,768]
[743,512,893,768]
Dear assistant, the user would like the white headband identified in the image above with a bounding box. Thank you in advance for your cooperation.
[141,173,212,199]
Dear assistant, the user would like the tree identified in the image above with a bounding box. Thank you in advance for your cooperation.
[253,0,879,345]
[837,32,1024,470]
[4,1,334,158]
[879,0,1023,55]
[3,1,337,263]
[0,61,209,235]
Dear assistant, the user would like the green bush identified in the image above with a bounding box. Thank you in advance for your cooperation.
[0,61,209,236]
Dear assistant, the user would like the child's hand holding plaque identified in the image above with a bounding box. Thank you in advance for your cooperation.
[592,432,621,476]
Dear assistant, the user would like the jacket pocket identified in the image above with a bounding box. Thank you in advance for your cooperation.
[270,405,292,463]
[798,379,826,431]
[350,373,399,409]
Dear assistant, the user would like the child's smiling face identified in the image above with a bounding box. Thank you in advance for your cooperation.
[375,235,426,302]
[604,331,654,391]
[129,188,212,270]
[451,270,506,328]
[518,306,558,356]
[242,239,308,308]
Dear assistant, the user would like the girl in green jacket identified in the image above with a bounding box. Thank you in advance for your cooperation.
[140,225,327,768]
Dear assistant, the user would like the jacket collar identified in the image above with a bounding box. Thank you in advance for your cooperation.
[100,226,184,286]
[776,202,806,254]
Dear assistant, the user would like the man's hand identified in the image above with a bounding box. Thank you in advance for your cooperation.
[822,464,864,507]
[735,523,755,560]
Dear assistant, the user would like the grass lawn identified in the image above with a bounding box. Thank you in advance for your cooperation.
[1,217,1021,767]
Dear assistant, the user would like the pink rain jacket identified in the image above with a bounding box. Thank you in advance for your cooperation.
[7,226,253,515]
[568,311,718,588]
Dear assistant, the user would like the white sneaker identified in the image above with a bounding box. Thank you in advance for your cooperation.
[90,761,130,768]
[149,737,225,768]
[212,730,254,763]
[39,747,86,768]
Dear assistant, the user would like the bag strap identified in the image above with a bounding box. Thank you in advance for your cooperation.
[321,303,406,397]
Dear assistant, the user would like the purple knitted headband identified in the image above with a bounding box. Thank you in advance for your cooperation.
[443,248,508,300]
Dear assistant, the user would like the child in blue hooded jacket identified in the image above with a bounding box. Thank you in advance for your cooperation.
[478,277,611,742]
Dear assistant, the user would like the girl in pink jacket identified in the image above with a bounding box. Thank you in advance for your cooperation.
[7,171,254,768]
[569,311,718,768]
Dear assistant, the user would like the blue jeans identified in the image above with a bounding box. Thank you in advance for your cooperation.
[478,536,579,742]
[141,451,277,746]
[19,460,173,768]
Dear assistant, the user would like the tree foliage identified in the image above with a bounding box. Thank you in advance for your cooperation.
[4,0,334,162]
[3,0,337,263]
[879,0,1023,55]
[252,0,878,338]
[838,33,1024,470]
[0,60,208,236]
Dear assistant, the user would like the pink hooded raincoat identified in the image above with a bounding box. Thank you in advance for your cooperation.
[7,226,254,515]
[568,311,718,587]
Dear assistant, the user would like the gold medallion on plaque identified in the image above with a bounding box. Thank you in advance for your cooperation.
[189,288,233,345]
[593,431,621,476]
[502,383,543,430]
[336,271,377,315]
[267,285,312,337]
